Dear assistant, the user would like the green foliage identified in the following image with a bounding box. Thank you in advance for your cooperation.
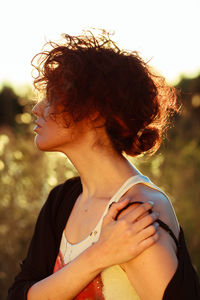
[130,74,200,274]
[0,129,77,299]
[0,77,200,299]
[0,85,77,299]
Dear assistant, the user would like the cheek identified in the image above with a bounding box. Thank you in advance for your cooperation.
[34,123,73,151]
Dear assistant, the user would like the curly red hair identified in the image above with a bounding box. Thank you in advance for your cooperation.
[32,30,179,156]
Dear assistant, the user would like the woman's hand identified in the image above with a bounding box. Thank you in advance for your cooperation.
[95,199,159,268]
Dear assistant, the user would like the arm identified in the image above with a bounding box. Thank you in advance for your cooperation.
[7,188,60,300]
[27,242,103,300]
[119,188,179,300]
[28,199,159,300]
[7,180,77,300]
[8,177,159,300]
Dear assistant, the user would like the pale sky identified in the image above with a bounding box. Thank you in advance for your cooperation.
[1,0,200,87]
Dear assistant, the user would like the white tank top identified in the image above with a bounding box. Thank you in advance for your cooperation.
[58,173,172,300]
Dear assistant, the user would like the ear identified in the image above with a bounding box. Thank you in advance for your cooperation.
[87,111,105,129]
[89,111,101,121]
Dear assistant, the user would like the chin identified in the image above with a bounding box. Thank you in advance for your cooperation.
[35,141,51,151]
[34,135,67,153]
[34,135,55,152]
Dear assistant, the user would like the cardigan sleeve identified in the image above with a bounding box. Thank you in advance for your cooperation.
[7,184,63,300]
[163,227,200,300]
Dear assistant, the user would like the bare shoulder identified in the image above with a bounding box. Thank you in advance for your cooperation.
[124,182,180,249]
[120,183,180,299]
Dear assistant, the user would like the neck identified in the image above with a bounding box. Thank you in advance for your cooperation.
[61,132,140,201]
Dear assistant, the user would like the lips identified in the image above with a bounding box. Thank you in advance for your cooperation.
[33,125,42,133]
[33,121,43,133]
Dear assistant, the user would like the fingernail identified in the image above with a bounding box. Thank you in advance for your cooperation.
[154,222,159,228]
[148,201,154,205]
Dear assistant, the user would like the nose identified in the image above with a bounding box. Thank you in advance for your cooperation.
[32,102,40,117]
[32,99,45,117]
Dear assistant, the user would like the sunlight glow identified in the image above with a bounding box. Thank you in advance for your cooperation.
[0,0,200,86]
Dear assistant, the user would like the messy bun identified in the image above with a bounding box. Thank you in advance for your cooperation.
[32,29,179,156]
[105,115,162,157]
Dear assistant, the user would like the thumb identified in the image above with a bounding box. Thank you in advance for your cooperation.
[103,198,130,226]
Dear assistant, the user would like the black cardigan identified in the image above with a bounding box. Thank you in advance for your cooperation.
[7,177,200,300]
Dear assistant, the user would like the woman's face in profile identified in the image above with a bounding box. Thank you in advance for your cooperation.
[32,99,83,152]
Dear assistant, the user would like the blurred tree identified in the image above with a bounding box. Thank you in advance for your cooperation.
[0,128,77,300]
[0,74,200,299]
[0,86,23,127]
[0,85,77,299]
[130,74,200,274]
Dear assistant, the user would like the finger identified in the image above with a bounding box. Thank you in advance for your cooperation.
[137,231,159,254]
[120,201,154,223]
[133,211,159,232]
[103,198,130,225]
[137,222,160,240]
[115,201,143,220]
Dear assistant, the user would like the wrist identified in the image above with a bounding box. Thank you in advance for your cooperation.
[84,241,108,273]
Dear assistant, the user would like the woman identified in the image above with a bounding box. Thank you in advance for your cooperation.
[8,30,200,300]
